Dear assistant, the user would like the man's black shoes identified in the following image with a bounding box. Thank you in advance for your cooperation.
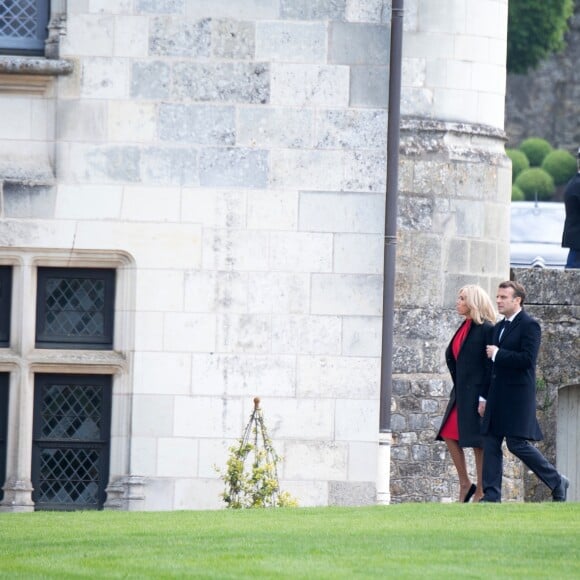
[552,475,569,502]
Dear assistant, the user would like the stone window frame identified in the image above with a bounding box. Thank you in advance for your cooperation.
[0,248,136,512]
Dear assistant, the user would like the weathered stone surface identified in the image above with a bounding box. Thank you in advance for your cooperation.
[131,61,170,99]
[349,65,389,108]
[329,22,390,64]
[328,481,376,506]
[211,19,255,60]
[158,104,235,145]
[140,147,198,185]
[137,0,184,13]
[199,147,269,188]
[281,0,346,21]
[256,21,327,62]
[172,62,269,104]
[149,17,210,57]
[2,184,55,218]
[315,109,387,149]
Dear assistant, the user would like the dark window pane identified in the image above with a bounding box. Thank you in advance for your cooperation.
[36,268,115,349]
[32,374,112,510]
[0,0,50,55]
[0,267,11,347]
[0,374,8,503]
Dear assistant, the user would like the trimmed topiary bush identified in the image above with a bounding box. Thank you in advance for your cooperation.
[514,167,555,201]
[541,149,577,185]
[518,137,553,166]
[511,184,525,201]
[506,149,530,182]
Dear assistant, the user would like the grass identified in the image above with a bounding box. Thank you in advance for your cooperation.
[0,503,578,578]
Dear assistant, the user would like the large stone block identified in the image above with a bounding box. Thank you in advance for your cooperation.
[184,271,248,314]
[247,190,299,230]
[132,395,175,436]
[114,15,149,57]
[164,313,217,353]
[131,61,171,99]
[333,233,383,274]
[157,437,198,477]
[133,352,192,395]
[271,314,341,355]
[3,184,55,219]
[174,478,224,510]
[299,191,384,233]
[297,355,380,398]
[191,354,296,397]
[140,147,198,186]
[328,481,376,506]
[185,0,279,19]
[135,269,185,312]
[346,0,385,23]
[311,273,382,315]
[216,314,271,354]
[211,19,255,59]
[182,189,246,228]
[61,14,114,56]
[256,21,327,62]
[270,232,333,273]
[329,22,390,65]
[173,396,243,438]
[247,272,310,314]
[80,58,128,99]
[335,399,378,441]
[149,17,210,57]
[108,101,156,143]
[57,100,107,141]
[158,104,235,145]
[172,62,269,104]
[341,315,382,356]
[137,0,184,13]
[284,441,348,480]
[121,186,180,221]
[315,109,387,149]
[270,63,349,107]
[237,107,314,149]
[202,229,269,271]
[349,65,389,108]
[199,148,269,188]
[281,0,346,21]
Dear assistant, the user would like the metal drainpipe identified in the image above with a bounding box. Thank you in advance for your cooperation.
[377,0,404,505]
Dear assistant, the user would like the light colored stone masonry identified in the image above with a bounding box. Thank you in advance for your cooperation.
[0,0,512,511]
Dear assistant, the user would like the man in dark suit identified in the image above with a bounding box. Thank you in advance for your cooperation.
[561,147,580,269]
[477,280,569,502]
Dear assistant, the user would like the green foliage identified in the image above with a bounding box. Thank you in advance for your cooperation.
[1,506,579,578]
[217,401,297,509]
[541,149,577,185]
[511,184,525,201]
[514,167,555,201]
[519,137,553,167]
[506,148,530,182]
[507,0,574,74]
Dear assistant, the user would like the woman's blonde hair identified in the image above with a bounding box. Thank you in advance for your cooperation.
[458,284,497,324]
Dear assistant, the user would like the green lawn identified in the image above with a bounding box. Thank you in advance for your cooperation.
[1,504,578,578]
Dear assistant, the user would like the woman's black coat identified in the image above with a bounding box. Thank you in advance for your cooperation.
[436,320,495,448]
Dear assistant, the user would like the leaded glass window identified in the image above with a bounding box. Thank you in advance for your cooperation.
[36,268,115,349]
[0,0,50,55]
[0,266,11,347]
[31,374,112,510]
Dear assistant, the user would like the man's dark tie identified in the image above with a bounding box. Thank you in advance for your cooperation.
[499,320,510,342]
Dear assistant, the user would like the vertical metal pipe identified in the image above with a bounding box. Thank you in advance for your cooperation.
[380,0,404,432]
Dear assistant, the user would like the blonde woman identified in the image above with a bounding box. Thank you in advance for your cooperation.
[436,285,496,503]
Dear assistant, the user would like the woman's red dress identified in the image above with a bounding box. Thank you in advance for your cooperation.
[439,319,472,441]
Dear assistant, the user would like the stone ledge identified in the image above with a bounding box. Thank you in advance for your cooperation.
[0,56,73,95]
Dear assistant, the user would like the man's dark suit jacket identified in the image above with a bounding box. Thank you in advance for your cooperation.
[481,310,543,441]
[436,321,494,448]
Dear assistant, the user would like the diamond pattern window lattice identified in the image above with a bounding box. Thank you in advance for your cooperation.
[0,0,38,39]
[43,277,106,338]
[41,384,102,440]
[38,448,100,506]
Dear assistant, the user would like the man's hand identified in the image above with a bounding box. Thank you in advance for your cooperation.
[478,401,486,417]
[486,345,498,359]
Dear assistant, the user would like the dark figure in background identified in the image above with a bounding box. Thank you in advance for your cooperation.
[562,148,580,269]
[436,285,496,503]
[479,281,569,503]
